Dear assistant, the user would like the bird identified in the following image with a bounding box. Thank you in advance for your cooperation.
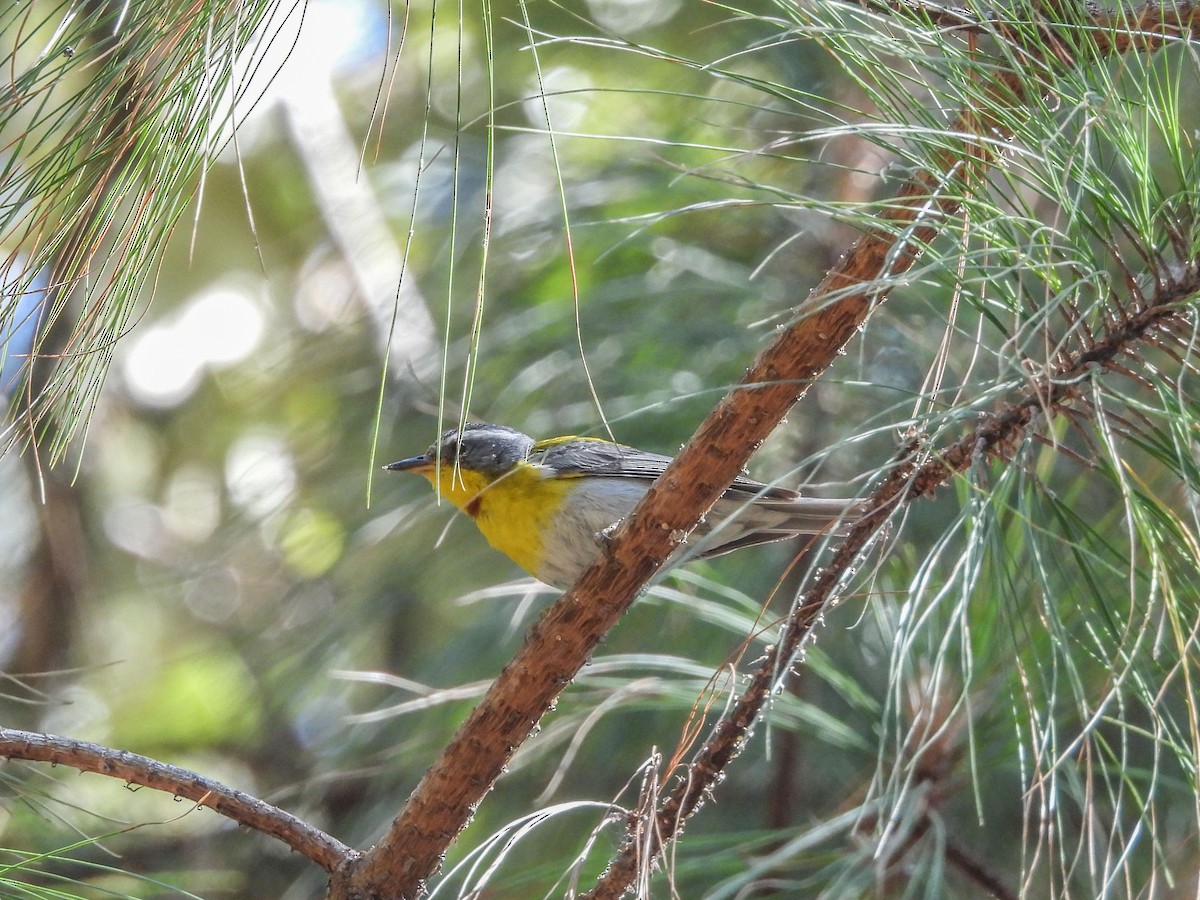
[386,422,858,590]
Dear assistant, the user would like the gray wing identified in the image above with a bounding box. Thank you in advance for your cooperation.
[692,494,861,559]
[534,437,860,563]
[532,437,801,500]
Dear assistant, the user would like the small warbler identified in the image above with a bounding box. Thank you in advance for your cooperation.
[387,423,856,589]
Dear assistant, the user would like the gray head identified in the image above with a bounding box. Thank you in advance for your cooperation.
[386,423,536,479]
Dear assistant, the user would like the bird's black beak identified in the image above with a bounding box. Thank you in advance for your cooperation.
[384,454,432,472]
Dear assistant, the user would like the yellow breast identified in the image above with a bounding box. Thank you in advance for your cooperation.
[422,461,573,578]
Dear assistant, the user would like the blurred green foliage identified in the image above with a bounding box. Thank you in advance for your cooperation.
[3,0,1199,897]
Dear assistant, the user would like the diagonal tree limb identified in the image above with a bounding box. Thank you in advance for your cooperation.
[0,727,357,872]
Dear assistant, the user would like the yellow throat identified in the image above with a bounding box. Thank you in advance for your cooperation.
[419,460,573,578]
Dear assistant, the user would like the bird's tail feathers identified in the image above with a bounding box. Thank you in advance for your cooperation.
[692,495,865,560]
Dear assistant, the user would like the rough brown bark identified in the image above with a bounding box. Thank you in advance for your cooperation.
[0,728,356,871]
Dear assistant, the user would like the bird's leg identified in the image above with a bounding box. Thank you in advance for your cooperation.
[596,520,624,556]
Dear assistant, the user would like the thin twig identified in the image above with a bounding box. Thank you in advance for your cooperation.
[854,0,1200,52]
[0,728,357,873]
[946,839,1019,900]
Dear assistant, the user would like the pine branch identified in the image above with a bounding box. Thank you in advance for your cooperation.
[0,727,357,873]
[585,261,1198,899]
[1,2,283,456]
[855,0,1200,52]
